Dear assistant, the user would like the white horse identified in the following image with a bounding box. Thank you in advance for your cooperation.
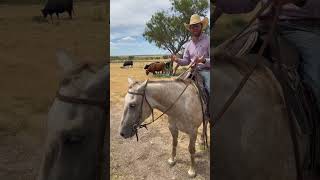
[119,77,208,177]
[38,49,108,180]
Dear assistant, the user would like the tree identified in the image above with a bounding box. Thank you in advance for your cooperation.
[143,0,209,55]
[128,56,135,60]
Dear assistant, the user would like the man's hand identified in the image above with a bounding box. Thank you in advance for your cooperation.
[194,56,205,64]
[171,54,177,62]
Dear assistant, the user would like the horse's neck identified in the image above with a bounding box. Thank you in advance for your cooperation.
[145,81,185,113]
[213,63,284,112]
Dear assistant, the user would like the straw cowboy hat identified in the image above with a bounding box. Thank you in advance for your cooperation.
[184,14,209,31]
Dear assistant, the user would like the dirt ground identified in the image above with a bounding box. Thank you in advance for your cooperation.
[0,2,107,179]
[110,62,210,180]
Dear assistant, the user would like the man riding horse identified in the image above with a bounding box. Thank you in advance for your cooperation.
[171,14,210,94]
[213,0,320,176]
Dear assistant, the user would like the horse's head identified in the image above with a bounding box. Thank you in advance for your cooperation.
[38,49,109,180]
[119,78,153,138]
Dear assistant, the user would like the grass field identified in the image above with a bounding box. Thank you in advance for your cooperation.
[0,2,107,179]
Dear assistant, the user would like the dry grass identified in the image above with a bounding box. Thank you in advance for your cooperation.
[0,2,107,179]
[110,60,176,104]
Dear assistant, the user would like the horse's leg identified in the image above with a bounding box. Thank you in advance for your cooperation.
[168,123,178,166]
[188,131,197,177]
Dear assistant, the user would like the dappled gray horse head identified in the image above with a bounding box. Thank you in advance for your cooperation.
[38,49,109,180]
[119,78,152,138]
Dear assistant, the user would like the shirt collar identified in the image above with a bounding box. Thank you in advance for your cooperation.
[192,33,205,43]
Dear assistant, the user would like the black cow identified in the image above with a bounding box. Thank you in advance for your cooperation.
[42,0,74,22]
[123,60,133,67]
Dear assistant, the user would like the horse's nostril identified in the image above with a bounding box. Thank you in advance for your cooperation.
[120,132,125,137]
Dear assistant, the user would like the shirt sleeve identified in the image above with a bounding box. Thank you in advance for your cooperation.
[177,45,191,66]
[216,0,260,14]
[202,44,210,68]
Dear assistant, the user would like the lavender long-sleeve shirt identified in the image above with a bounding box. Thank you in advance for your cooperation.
[177,34,210,70]
[216,0,320,20]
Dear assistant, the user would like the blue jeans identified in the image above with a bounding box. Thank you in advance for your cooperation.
[279,21,320,111]
[199,70,210,94]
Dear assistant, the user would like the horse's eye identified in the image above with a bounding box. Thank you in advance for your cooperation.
[129,103,136,108]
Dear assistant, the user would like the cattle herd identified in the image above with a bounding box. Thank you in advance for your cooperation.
[121,60,172,76]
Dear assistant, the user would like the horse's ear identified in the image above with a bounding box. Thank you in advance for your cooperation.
[56,48,76,73]
[128,77,136,86]
[85,65,109,98]
[141,80,147,86]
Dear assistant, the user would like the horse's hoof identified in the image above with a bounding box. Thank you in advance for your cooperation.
[167,158,176,166]
[188,168,196,178]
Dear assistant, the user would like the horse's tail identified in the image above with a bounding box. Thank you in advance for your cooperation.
[202,117,209,149]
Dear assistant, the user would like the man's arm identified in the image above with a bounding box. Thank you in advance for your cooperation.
[176,49,191,66]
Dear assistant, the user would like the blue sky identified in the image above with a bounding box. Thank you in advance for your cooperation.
[110,0,210,56]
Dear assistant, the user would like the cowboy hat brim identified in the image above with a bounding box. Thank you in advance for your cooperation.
[184,17,209,31]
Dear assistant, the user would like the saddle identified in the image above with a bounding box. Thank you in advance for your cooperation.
[216,22,320,172]
[178,68,210,120]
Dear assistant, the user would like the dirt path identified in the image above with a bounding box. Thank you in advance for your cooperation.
[110,101,210,180]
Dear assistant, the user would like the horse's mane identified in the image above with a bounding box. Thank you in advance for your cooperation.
[130,79,188,90]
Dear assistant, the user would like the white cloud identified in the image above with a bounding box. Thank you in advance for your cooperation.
[119,36,136,42]
[110,0,171,27]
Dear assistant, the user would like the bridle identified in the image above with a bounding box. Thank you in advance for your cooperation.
[55,63,107,111]
[127,80,153,141]
[127,79,191,141]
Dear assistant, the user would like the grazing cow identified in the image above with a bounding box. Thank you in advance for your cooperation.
[146,62,165,75]
[144,64,150,69]
[41,0,74,22]
[144,61,160,70]
[123,60,133,67]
